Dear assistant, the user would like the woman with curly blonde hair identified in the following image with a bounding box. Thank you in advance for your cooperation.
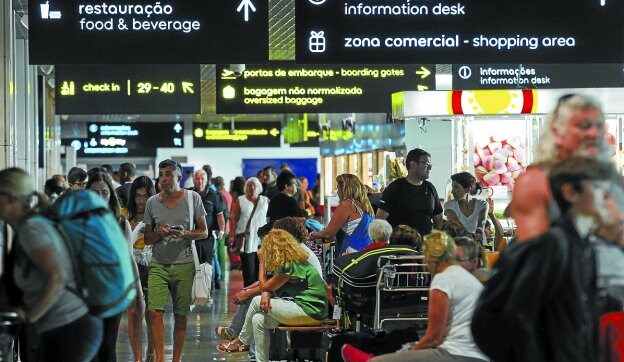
[341,231,488,362]
[218,229,328,361]
[310,173,374,255]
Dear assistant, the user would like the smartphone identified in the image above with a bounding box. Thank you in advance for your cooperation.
[170,225,184,231]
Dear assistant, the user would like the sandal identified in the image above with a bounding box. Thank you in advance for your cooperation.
[215,326,235,340]
[216,341,249,353]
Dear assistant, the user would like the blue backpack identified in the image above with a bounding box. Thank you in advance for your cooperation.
[45,190,137,318]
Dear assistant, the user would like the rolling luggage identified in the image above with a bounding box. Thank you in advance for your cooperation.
[332,246,417,315]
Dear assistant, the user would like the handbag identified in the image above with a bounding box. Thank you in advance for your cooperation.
[191,239,212,306]
[230,197,259,255]
[187,191,212,306]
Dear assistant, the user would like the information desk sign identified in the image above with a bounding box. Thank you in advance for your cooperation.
[216,63,435,113]
[296,0,624,64]
[55,64,200,114]
[29,0,268,64]
[61,122,184,157]
[193,122,281,148]
[452,64,624,90]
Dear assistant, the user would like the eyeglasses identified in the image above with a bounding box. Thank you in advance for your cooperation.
[415,161,433,167]
[135,194,150,200]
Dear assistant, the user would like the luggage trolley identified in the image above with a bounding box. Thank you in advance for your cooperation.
[374,255,431,330]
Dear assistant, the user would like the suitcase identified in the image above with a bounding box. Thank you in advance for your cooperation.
[332,246,417,314]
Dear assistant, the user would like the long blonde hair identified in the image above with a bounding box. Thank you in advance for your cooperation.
[336,174,374,215]
[261,229,308,272]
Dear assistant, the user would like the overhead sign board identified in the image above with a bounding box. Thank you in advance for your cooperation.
[452,64,624,90]
[193,122,281,148]
[29,0,268,64]
[55,64,200,114]
[216,63,434,113]
[296,0,624,64]
[61,122,184,156]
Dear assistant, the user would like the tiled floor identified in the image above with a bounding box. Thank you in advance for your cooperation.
[116,269,252,362]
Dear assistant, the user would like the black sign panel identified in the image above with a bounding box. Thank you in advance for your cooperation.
[296,0,624,64]
[452,64,624,90]
[193,122,281,148]
[29,0,268,64]
[55,65,200,114]
[61,122,184,157]
[216,63,434,113]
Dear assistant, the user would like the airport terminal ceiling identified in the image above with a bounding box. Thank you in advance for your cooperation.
[13,0,296,124]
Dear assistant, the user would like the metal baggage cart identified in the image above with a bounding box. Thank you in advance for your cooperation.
[374,255,431,330]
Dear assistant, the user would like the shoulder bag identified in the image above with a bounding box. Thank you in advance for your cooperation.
[189,190,212,306]
[230,197,259,255]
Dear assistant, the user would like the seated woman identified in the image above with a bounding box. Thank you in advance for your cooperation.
[341,231,488,362]
[389,224,423,251]
[217,229,328,362]
[309,174,375,255]
[444,172,488,246]
[364,219,393,250]
[215,218,324,341]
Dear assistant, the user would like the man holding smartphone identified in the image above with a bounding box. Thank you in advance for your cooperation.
[143,159,208,362]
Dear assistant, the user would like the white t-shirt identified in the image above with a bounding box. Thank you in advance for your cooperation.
[444,198,488,244]
[237,195,269,253]
[432,265,488,361]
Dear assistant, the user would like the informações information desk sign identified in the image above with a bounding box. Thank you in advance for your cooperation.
[216,63,435,113]
[452,64,624,90]
[296,0,624,64]
[61,122,184,157]
[29,0,268,64]
[55,64,200,114]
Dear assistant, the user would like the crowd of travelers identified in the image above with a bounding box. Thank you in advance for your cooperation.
[0,93,623,362]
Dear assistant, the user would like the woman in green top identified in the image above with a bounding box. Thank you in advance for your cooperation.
[221,229,328,362]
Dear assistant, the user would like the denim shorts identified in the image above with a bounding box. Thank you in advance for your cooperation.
[147,261,194,315]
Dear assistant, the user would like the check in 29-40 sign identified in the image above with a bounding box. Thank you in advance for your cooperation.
[29,0,268,64]
[296,0,624,64]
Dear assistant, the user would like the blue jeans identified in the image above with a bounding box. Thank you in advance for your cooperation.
[38,313,102,362]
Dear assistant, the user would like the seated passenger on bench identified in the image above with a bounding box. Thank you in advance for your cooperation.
[216,217,325,359]
[341,231,488,362]
[217,229,328,362]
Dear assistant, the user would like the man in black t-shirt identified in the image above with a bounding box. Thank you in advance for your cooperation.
[266,171,306,223]
[376,148,443,236]
[189,170,225,266]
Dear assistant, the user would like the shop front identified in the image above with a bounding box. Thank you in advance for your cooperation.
[394,88,624,234]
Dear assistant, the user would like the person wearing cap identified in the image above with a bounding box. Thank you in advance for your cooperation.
[0,168,103,360]
[143,159,208,362]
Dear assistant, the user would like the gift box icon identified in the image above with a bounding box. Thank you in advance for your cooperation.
[309,31,326,53]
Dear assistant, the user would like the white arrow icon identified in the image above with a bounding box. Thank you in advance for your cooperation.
[174,123,183,133]
[237,0,256,22]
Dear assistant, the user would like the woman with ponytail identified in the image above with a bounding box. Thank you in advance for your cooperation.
[444,172,489,246]
[341,231,487,362]
[0,168,102,361]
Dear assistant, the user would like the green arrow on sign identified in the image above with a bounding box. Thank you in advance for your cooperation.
[415,66,431,79]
